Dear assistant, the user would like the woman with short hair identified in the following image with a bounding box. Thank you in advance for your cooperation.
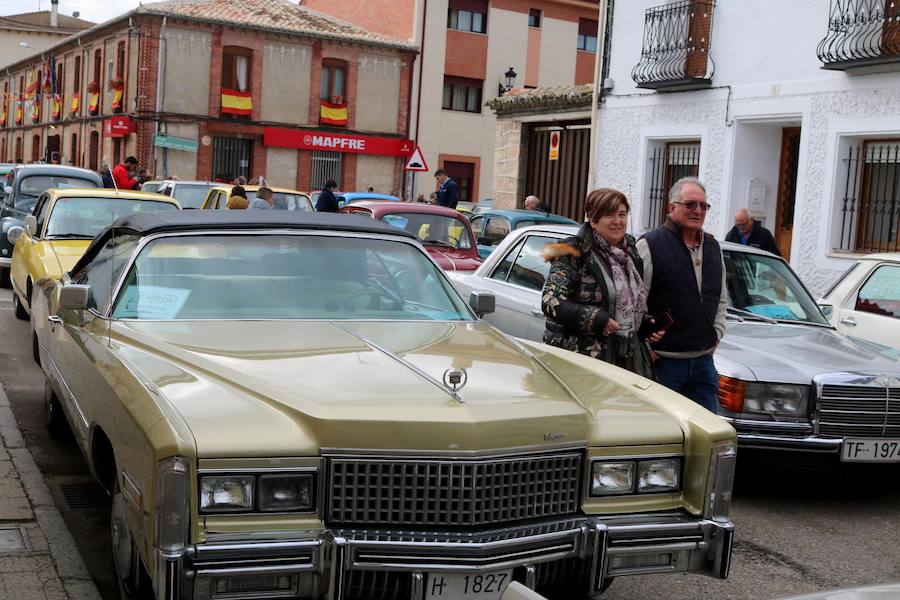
[541,188,664,377]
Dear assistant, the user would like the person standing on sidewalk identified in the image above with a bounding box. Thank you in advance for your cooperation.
[434,169,459,210]
[636,177,727,413]
[316,180,340,212]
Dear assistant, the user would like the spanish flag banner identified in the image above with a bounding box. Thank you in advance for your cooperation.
[320,100,348,126]
[52,95,61,120]
[221,88,252,116]
[88,92,99,114]
[14,102,23,125]
[0,108,6,127]
[70,93,79,114]
[30,99,40,122]
[112,88,123,111]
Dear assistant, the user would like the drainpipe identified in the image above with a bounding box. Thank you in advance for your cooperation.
[155,17,167,177]
[411,0,428,202]
[587,0,609,193]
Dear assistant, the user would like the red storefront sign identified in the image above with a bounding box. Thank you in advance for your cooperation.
[263,128,414,157]
[104,115,133,138]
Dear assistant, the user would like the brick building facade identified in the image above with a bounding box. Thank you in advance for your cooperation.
[0,0,417,194]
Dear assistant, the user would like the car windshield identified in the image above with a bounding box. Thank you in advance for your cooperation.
[171,184,212,209]
[111,234,472,321]
[17,175,98,210]
[45,197,178,239]
[245,191,313,211]
[380,213,474,250]
[141,182,161,194]
[724,250,829,325]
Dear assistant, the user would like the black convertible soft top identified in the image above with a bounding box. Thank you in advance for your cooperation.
[70,210,416,277]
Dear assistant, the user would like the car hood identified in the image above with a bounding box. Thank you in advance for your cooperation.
[425,247,481,271]
[40,240,91,279]
[114,320,684,457]
[716,322,900,384]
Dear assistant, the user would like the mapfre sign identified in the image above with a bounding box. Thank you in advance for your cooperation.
[263,128,414,157]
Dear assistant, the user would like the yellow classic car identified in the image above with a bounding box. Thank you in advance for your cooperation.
[7,188,180,354]
[34,211,735,600]
[200,184,314,211]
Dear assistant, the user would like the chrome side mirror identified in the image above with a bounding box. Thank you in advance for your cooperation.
[6,225,24,245]
[818,303,834,319]
[59,284,90,310]
[469,290,495,317]
[24,215,37,236]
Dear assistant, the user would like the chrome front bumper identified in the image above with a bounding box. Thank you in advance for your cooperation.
[0,256,10,267]
[155,512,733,600]
[724,417,842,453]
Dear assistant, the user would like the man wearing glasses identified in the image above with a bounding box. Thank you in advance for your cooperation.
[636,177,727,413]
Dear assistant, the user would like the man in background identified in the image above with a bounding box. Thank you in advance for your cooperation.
[112,156,139,190]
[249,186,274,210]
[434,169,459,210]
[316,180,340,212]
[524,195,550,212]
[725,208,781,256]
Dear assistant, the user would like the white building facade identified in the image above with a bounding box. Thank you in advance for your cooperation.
[595,0,900,294]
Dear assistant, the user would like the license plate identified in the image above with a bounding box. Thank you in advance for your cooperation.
[841,439,900,462]
[424,571,512,600]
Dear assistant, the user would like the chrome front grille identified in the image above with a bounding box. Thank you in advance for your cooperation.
[327,453,582,527]
[816,384,900,438]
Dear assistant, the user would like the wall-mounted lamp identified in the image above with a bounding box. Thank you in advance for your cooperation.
[498,66,517,96]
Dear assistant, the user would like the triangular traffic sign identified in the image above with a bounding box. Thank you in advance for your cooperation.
[404,146,429,172]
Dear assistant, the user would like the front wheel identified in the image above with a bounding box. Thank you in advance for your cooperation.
[111,478,153,599]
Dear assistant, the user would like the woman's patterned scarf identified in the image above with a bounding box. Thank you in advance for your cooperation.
[591,230,647,332]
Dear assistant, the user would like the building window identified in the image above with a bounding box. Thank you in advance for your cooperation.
[89,131,100,171]
[528,9,541,28]
[14,137,22,163]
[443,161,475,203]
[442,76,483,113]
[320,60,347,101]
[577,19,599,52]
[116,41,126,79]
[92,48,102,86]
[70,133,78,167]
[31,134,41,162]
[448,0,488,34]
[645,141,701,228]
[222,46,251,91]
[55,62,64,94]
[311,150,342,191]
[74,56,81,94]
[838,141,900,253]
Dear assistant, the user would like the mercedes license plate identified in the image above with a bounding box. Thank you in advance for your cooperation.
[425,571,512,600]
[841,439,900,462]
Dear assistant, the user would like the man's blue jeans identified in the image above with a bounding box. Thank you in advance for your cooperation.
[654,355,719,413]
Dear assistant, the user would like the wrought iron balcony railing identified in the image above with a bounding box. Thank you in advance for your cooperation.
[818,0,900,70]
[631,1,716,91]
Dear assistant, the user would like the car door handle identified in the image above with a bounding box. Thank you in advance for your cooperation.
[531,309,544,317]
[47,315,62,325]
[840,316,857,326]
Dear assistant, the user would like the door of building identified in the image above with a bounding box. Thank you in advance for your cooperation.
[443,161,475,203]
[525,120,590,221]
[775,127,801,259]
[46,135,61,162]
[212,137,253,182]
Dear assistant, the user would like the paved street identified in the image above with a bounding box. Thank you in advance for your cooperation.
[0,286,898,600]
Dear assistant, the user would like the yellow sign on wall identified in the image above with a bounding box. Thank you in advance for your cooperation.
[549,130,560,161]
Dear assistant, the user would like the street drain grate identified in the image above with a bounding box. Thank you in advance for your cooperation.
[0,527,29,552]
[60,481,109,509]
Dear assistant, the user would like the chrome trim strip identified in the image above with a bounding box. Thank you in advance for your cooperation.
[0,257,11,266]
[736,433,842,452]
[197,467,318,474]
[722,417,811,432]
[122,471,142,511]
[319,443,588,459]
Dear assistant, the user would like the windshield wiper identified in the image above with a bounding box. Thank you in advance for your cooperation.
[727,306,777,324]
[47,233,91,239]
[423,238,455,248]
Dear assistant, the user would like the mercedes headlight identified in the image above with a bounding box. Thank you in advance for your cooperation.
[591,458,682,496]
[259,474,315,512]
[200,476,254,513]
[744,382,808,416]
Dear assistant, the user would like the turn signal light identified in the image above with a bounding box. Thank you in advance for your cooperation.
[717,376,745,411]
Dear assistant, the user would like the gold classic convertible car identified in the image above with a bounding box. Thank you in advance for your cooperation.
[33,211,736,600]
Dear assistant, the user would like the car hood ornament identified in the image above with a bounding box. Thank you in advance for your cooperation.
[443,368,468,392]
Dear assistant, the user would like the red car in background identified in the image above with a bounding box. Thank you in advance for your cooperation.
[340,201,482,272]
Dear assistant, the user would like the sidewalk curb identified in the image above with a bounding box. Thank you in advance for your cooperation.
[0,382,103,600]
